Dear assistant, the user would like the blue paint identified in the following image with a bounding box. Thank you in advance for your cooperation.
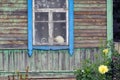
[33,46,68,50]
[28,0,33,57]
[69,0,74,55]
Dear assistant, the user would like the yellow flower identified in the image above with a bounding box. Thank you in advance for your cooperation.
[103,49,109,54]
[98,65,109,74]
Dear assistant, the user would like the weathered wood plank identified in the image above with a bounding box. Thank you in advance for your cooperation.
[0,29,27,34]
[74,4,106,8]
[3,50,9,71]
[74,29,106,33]
[0,33,27,38]
[48,51,53,70]
[74,7,106,11]
[58,51,62,70]
[41,52,48,70]
[74,11,106,15]
[74,15,106,19]
[75,40,106,44]
[75,33,106,37]
[33,50,39,71]
[75,36,106,41]
[0,50,3,71]
[114,42,120,54]
[75,18,106,23]
[75,43,100,48]
[74,26,106,30]
[0,11,27,16]
[36,50,42,71]
[0,18,27,23]
[75,22,106,26]
[0,0,27,4]
[8,51,13,72]
[20,50,26,71]
[29,52,35,72]
[69,53,75,70]
[64,51,70,70]
[52,51,59,70]
[0,23,27,27]
[0,41,27,45]
[74,49,81,69]
[0,15,27,19]
[74,0,106,4]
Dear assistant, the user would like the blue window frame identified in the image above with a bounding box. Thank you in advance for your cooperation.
[28,0,74,56]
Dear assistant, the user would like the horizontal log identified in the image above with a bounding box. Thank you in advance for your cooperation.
[74,0,106,4]
[74,11,106,15]
[0,23,27,26]
[75,43,100,48]
[0,18,27,23]
[0,40,27,45]
[0,11,27,15]
[74,29,106,33]
[75,33,106,37]
[0,25,27,28]
[0,3,26,7]
[74,15,106,19]
[74,26,106,29]
[0,33,27,37]
[74,40,106,44]
[0,1,27,4]
[75,22,106,26]
[74,4,106,8]
[0,15,27,19]
[0,37,27,41]
[74,7,106,11]
[75,36,106,40]
[0,29,27,34]
[74,18,106,23]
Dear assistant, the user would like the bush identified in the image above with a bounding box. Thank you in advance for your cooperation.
[74,41,120,80]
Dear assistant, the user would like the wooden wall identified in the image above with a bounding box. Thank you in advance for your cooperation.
[74,0,107,48]
[114,42,120,54]
[0,48,99,76]
[0,0,108,77]
[0,0,107,49]
[0,0,27,48]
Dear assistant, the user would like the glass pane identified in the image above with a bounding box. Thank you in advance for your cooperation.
[53,12,66,21]
[35,12,48,21]
[53,22,66,44]
[35,0,66,8]
[34,22,49,45]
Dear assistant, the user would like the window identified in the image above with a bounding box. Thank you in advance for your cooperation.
[33,0,68,46]
[28,0,74,56]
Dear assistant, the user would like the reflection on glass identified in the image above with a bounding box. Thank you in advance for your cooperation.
[53,22,66,45]
[53,12,66,21]
[35,0,66,8]
[35,12,48,21]
[35,22,49,45]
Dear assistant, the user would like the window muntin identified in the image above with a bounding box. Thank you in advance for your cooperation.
[33,0,68,46]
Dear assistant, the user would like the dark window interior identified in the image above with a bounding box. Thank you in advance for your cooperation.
[113,0,120,42]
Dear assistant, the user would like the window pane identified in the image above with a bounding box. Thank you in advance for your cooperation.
[53,22,66,44]
[34,22,49,45]
[53,12,66,21]
[35,0,66,8]
[35,12,48,21]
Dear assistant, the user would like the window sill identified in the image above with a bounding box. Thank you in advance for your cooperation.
[33,46,69,50]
